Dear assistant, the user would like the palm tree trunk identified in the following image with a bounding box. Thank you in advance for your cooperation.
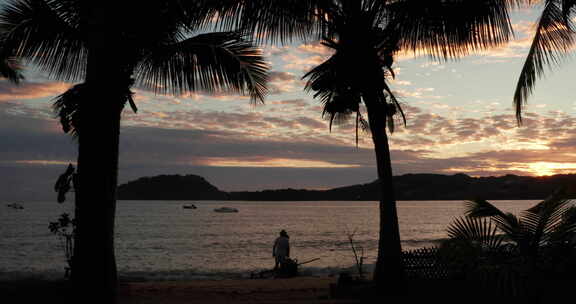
[364,94,404,287]
[74,47,123,302]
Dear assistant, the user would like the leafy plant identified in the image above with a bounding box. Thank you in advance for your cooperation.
[54,163,76,203]
[440,189,576,295]
[49,213,76,279]
[50,163,78,279]
[463,189,576,257]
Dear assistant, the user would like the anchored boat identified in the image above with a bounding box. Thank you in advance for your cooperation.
[213,207,238,213]
[6,203,24,210]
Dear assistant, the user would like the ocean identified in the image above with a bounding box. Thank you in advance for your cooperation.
[0,200,537,281]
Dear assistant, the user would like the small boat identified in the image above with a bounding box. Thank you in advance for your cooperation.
[183,204,197,209]
[6,203,24,210]
[213,207,238,213]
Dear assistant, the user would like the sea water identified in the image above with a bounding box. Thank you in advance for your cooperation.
[0,200,536,281]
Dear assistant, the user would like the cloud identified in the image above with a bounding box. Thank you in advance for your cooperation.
[0,81,71,101]
[269,71,297,82]
[270,99,308,107]
[391,80,412,86]
[281,53,327,72]
[294,117,325,130]
[266,70,306,95]
[0,102,76,170]
[395,87,444,100]
[296,42,334,56]
[4,86,576,200]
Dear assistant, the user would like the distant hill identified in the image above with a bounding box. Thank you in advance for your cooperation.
[117,173,576,201]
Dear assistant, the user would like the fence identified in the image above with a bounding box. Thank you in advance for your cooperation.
[402,247,450,280]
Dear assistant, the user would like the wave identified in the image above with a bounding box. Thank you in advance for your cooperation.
[0,270,64,282]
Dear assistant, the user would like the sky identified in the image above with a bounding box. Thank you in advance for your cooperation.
[3,4,576,200]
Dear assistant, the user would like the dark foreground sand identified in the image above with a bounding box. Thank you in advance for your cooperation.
[5,276,572,303]
[2,276,360,304]
[118,276,360,304]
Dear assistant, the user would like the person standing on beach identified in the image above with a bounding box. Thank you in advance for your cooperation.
[273,230,290,270]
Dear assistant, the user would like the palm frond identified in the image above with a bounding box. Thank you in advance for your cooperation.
[562,0,576,22]
[447,216,504,251]
[513,0,573,124]
[303,56,335,101]
[303,35,405,143]
[521,189,574,247]
[52,83,83,138]
[136,31,269,103]
[546,206,576,245]
[388,0,516,60]
[494,212,528,245]
[0,57,23,83]
[465,199,508,218]
[53,82,135,138]
[303,52,365,139]
[322,90,361,132]
[0,0,85,81]
[212,0,326,44]
[381,81,406,129]
[303,55,358,114]
[465,198,525,241]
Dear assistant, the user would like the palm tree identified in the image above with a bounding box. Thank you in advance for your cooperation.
[459,190,576,257]
[0,0,268,299]
[443,191,576,295]
[51,82,132,283]
[296,0,520,286]
[514,0,575,123]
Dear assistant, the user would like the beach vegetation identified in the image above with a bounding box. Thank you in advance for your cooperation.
[48,213,77,280]
[52,163,79,278]
[436,189,576,296]
[345,228,366,280]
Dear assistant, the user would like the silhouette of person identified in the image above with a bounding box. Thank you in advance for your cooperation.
[273,230,290,270]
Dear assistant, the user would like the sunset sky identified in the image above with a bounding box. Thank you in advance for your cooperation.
[3,4,576,200]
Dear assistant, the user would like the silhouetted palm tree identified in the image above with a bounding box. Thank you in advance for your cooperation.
[296,0,520,286]
[51,82,133,286]
[0,0,268,299]
[514,0,575,123]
